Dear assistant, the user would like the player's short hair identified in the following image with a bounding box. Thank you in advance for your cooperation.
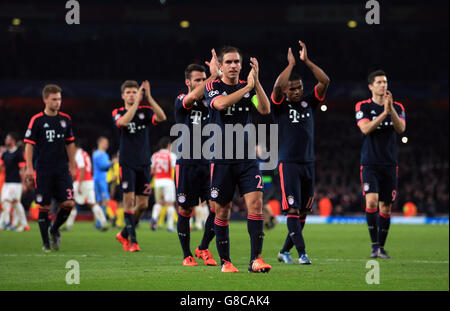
[288,72,303,83]
[158,136,171,149]
[121,80,139,93]
[368,70,387,84]
[218,46,243,64]
[7,132,19,142]
[185,64,206,80]
[42,84,62,99]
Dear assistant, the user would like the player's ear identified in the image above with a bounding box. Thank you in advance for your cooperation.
[121,92,126,101]
[185,79,190,87]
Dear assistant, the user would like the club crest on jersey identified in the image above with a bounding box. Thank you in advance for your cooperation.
[363,183,370,192]
[210,188,219,199]
[60,120,67,128]
[177,193,186,204]
[356,111,364,119]
[288,196,295,205]
[301,101,308,108]
[244,92,250,98]
[114,114,121,121]
[138,113,145,120]
[122,182,128,189]
[25,129,31,137]
[36,194,43,203]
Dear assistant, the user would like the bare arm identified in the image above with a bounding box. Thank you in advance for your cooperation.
[250,57,270,115]
[272,48,296,103]
[24,143,34,181]
[66,142,77,179]
[211,84,254,111]
[358,112,388,135]
[386,91,406,134]
[299,40,330,100]
[144,80,167,123]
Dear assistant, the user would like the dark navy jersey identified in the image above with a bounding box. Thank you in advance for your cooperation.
[205,79,257,163]
[24,111,75,170]
[112,105,158,170]
[0,147,25,183]
[355,98,406,166]
[271,86,323,163]
[174,93,210,164]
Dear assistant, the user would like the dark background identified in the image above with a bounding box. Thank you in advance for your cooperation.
[0,0,448,215]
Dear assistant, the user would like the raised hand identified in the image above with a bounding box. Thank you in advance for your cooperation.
[384,90,393,114]
[287,47,296,66]
[143,80,152,99]
[205,48,220,78]
[136,82,145,104]
[298,40,308,62]
[247,68,256,89]
[249,57,259,81]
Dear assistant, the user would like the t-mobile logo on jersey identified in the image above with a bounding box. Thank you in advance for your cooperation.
[190,110,202,125]
[46,130,56,142]
[128,122,136,133]
[289,109,300,123]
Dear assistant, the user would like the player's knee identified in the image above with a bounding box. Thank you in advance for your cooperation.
[247,198,263,214]
[299,210,307,218]
[179,206,193,216]
[379,204,392,215]
[366,199,378,211]
[61,200,76,210]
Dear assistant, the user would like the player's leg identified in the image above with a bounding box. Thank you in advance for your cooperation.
[376,166,397,259]
[238,162,272,273]
[34,170,53,251]
[0,185,12,230]
[277,162,298,263]
[163,179,176,232]
[196,163,216,256]
[151,185,163,230]
[49,171,76,250]
[361,165,381,257]
[65,207,77,230]
[12,184,28,231]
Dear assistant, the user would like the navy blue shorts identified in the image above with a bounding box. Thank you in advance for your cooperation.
[278,162,315,211]
[35,169,74,206]
[175,162,210,208]
[210,160,263,205]
[360,165,398,203]
[120,165,151,196]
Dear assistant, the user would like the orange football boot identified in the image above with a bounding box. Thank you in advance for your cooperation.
[221,260,239,273]
[116,232,130,251]
[129,242,140,252]
[195,248,218,266]
[248,255,272,273]
[182,256,199,266]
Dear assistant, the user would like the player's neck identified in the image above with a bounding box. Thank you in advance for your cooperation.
[221,76,239,85]
[7,145,17,152]
[124,101,134,110]
[371,94,385,106]
[44,107,58,116]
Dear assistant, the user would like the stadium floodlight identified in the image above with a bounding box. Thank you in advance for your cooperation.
[401,136,408,144]
[347,20,357,28]
[180,20,190,29]
[320,104,328,112]
[12,18,21,26]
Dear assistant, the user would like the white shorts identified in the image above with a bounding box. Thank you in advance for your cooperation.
[73,180,96,205]
[1,183,22,203]
[154,178,175,203]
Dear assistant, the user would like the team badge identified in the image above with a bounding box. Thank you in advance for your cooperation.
[244,92,250,98]
[36,194,43,203]
[301,101,308,108]
[60,120,66,128]
[122,182,128,189]
[210,188,219,199]
[25,129,31,137]
[138,113,145,120]
[114,114,121,121]
[288,196,295,205]
[177,193,186,204]
[356,111,363,119]
[363,183,370,192]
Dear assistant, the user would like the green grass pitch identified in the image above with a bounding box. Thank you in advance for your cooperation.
[0,221,448,291]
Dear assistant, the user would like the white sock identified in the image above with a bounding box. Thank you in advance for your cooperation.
[152,203,162,222]
[0,202,11,228]
[166,205,175,230]
[66,208,77,228]
[14,202,28,227]
[92,204,107,227]
[11,207,19,227]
